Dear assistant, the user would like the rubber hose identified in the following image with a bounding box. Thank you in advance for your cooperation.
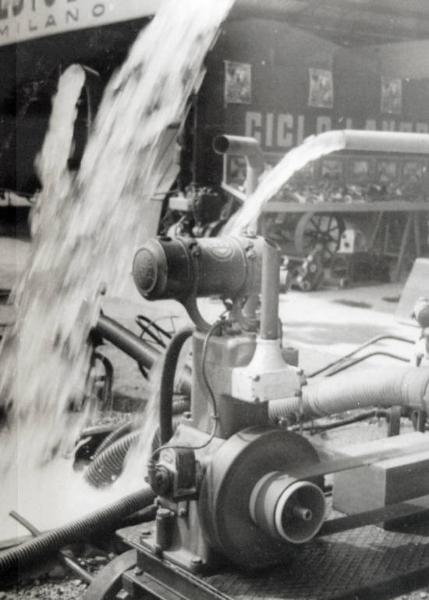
[159,327,193,445]
[94,421,134,458]
[0,486,155,584]
[269,366,429,422]
[86,400,190,488]
[85,431,141,488]
[120,504,157,527]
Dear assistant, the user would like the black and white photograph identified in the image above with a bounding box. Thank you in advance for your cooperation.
[1,2,429,600]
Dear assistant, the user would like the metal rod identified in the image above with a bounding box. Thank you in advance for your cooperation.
[95,314,192,395]
[326,350,409,376]
[308,334,414,378]
[9,511,93,584]
[292,409,388,434]
[260,242,281,340]
[95,314,161,368]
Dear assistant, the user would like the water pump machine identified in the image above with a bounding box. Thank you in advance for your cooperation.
[125,235,326,575]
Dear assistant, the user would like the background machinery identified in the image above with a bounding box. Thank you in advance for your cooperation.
[2,1,429,283]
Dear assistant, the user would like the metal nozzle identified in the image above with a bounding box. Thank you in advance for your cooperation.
[249,472,326,544]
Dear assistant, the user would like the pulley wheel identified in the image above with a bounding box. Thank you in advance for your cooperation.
[294,212,344,263]
[199,426,322,569]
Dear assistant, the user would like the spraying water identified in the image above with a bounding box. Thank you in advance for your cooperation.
[0,0,234,482]
[225,131,348,235]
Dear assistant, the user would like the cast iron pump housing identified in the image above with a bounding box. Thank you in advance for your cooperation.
[130,235,325,571]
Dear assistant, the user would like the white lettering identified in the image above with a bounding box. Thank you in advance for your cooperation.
[243,111,429,150]
[277,114,293,148]
[245,112,262,144]
[296,115,305,145]
[265,113,274,147]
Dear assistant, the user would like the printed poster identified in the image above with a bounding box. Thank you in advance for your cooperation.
[308,68,333,109]
[224,61,252,104]
[381,77,402,114]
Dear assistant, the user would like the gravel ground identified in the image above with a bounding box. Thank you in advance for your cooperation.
[1,578,88,600]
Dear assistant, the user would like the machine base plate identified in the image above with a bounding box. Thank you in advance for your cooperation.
[119,518,429,600]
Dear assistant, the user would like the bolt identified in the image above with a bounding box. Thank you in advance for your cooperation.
[191,557,202,566]
[253,375,260,382]
[178,507,187,517]
[134,567,143,576]
[141,529,151,537]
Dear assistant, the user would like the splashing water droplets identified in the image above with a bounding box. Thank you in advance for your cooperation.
[0,0,234,479]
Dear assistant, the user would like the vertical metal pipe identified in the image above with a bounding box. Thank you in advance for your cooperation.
[212,134,265,197]
[260,242,280,340]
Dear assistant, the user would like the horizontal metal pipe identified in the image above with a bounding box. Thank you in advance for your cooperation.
[213,134,264,161]
[95,314,192,395]
[340,129,429,154]
[269,366,429,422]
[95,314,160,368]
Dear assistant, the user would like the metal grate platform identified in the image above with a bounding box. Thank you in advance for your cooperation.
[204,523,429,599]
[121,519,429,600]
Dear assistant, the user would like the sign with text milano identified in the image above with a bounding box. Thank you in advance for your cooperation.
[0,0,165,46]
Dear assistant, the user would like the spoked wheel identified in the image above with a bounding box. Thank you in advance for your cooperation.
[294,212,345,264]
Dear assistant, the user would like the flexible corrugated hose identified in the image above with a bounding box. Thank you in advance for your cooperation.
[0,486,155,584]
[93,420,134,458]
[85,430,141,488]
[269,366,429,422]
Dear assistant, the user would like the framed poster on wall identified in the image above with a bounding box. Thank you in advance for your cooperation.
[381,77,402,114]
[224,61,252,104]
[308,68,334,109]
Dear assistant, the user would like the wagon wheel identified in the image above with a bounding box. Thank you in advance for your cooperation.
[294,212,345,264]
